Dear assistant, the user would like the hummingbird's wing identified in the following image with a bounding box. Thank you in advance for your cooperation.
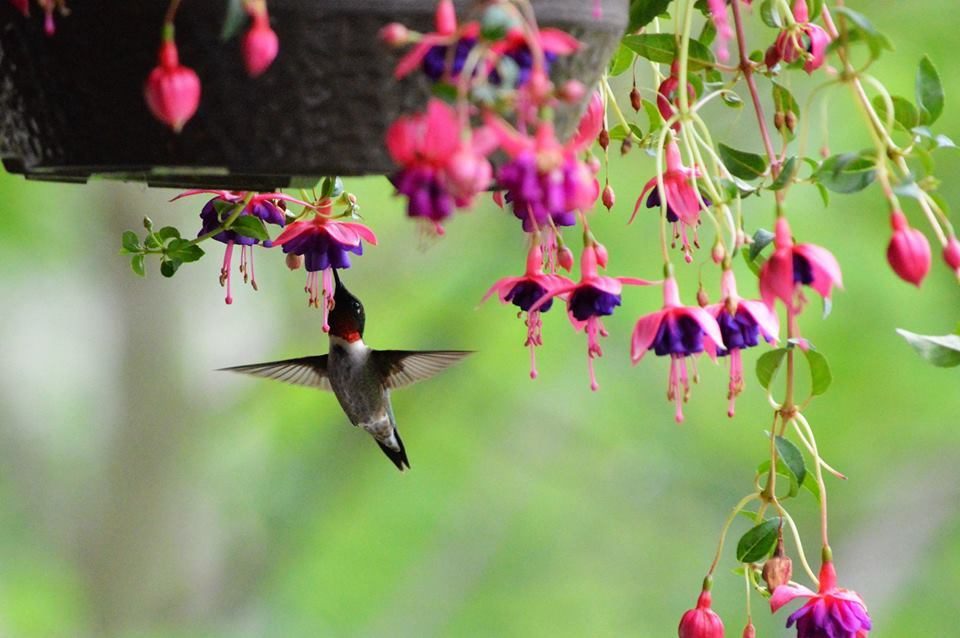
[218,356,332,391]
[374,351,473,389]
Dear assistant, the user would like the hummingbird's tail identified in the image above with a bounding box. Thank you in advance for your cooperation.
[376,428,410,472]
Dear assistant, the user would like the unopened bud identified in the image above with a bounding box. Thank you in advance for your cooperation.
[594,242,609,268]
[598,127,610,150]
[742,622,756,638]
[602,184,615,210]
[630,86,642,112]
[587,156,602,174]
[785,111,798,133]
[774,111,786,131]
[379,22,409,46]
[285,253,303,270]
[696,286,710,307]
[558,245,575,271]
[558,80,586,103]
[711,242,725,264]
[620,137,632,156]
[143,216,154,230]
[944,236,960,274]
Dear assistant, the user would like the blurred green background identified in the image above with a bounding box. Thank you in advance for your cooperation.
[1,2,958,637]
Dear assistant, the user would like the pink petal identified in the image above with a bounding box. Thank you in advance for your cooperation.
[617,277,656,287]
[422,99,461,162]
[538,28,581,55]
[386,114,419,164]
[739,299,780,342]
[759,251,795,309]
[336,221,378,246]
[484,112,533,157]
[530,283,577,313]
[170,189,237,202]
[481,276,521,304]
[664,176,702,225]
[629,177,658,224]
[683,306,725,353]
[260,192,314,209]
[393,40,436,79]
[270,220,311,246]
[770,584,817,613]
[587,276,623,296]
[323,222,361,247]
[567,90,603,154]
[631,311,666,362]
[796,243,843,297]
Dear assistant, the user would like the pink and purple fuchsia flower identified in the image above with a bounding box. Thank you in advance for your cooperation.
[271,208,377,331]
[765,0,831,74]
[387,99,496,234]
[482,242,574,379]
[678,587,724,638]
[632,140,710,262]
[706,268,780,416]
[631,275,725,423]
[771,559,872,638]
[532,243,652,391]
[759,217,843,313]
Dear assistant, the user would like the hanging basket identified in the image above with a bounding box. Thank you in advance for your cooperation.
[0,0,627,191]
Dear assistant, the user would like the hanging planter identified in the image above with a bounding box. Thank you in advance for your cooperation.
[0,0,627,191]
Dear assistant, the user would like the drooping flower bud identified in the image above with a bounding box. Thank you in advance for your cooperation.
[144,37,202,133]
[598,127,610,150]
[886,210,931,287]
[594,242,609,269]
[557,244,575,272]
[286,253,303,270]
[943,236,960,276]
[435,0,457,36]
[741,622,755,638]
[630,86,643,112]
[243,13,280,77]
[558,80,586,103]
[602,184,616,210]
[762,538,793,592]
[678,588,725,638]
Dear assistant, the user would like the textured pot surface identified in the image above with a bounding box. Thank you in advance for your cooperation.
[0,0,626,190]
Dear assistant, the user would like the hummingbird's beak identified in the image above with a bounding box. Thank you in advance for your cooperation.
[332,268,342,291]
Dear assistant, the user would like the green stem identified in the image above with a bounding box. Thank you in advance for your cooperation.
[707,492,761,577]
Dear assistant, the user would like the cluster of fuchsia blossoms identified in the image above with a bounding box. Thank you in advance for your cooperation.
[27,0,945,634]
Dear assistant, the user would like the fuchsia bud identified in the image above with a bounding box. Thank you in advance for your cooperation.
[557,245,575,272]
[243,13,279,77]
[285,253,303,271]
[594,242,609,268]
[144,38,201,133]
[557,80,587,103]
[742,623,756,638]
[943,236,960,276]
[602,184,616,210]
[379,22,409,46]
[435,0,457,36]
[678,589,725,638]
[886,210,931,287]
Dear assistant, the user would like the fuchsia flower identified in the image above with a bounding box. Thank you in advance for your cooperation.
[271,209,377,331]
[144,37,201,133]
[175,189,306,304]
[706,269,779,416]
[632,140,709,262]
[759,217,843,312]
[678,588,725,638]
[387,99,495,233]
[770,560,872,638]
[765,0,831,74]
[532,244,652,391]
[656,62,697,129]
[631,276,724,423]
[242,9,279,77]
[488,111,600,233]
[886,210,930,287]
[707,0,733,63]
[944,236,960,278]
[482,243,574,379]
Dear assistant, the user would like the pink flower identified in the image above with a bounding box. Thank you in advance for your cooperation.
[886,210,930,287]
[631,140,709,262]
[144,38,201,133]
[706,269,779,416]
[759,217,842,312]
[678,589,725,638]
[656,63,697,129]
[488,115,600,232]
[532,244,652,391]
[765,0,831,74]
[482,243,574,379]
[242,11,279,77]
[707,0,733,63]
[387,99,496,233]
[771,560,872,638]
[272,211,377,331]
[631,276,724,423]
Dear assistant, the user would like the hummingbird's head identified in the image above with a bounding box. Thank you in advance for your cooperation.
[329,269,365,342]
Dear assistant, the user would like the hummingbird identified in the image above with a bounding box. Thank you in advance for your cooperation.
[221,271,471,471]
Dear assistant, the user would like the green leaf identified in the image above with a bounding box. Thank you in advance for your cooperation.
[749,228,775,261]
[627,0,673,33]
[220,0,248,41]
[916,56,944,125]
[775,436,807,486]
[803,349,832,395]
[872,95,920,132]
[770,156,798,191]
[166,239,205,264]
[643,98,663,133]
[896,329,960,367]
[621,34,716,71]
[736,519,779,563]
[130,254,145,277]
[230,215,271,241]
[144,234,162,250]
[121,231,140,254]
[721,91,743,108]
[157,226,181,243]
[813,153,876,193]
[760,0,783,28]
[431,82,458,103]
[757,459,800,499]
[160,259,180,278]
[756,348,788,390]
[833,7,893,60]
[719,144,768,181]
[480,4,513,41]
[608,123,644,141]
[608,43,635,76]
